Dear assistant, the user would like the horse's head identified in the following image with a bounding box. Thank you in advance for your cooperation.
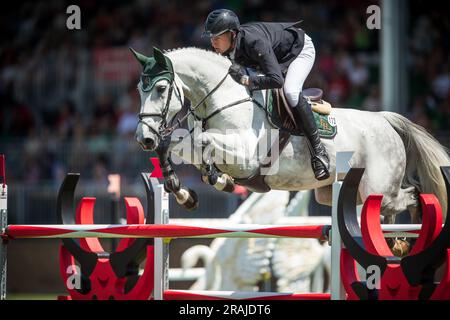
[131,47,184,151]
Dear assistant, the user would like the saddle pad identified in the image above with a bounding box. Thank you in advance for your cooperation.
[265,89,337,139]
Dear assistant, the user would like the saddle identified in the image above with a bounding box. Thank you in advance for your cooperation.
[231,87,337,193]
[267,88,336,138]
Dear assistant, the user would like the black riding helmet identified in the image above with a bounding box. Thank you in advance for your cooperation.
[202,9,240,38]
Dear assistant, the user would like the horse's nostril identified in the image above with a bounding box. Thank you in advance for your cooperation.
[144,138,154,148]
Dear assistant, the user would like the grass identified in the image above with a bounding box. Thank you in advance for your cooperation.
[6,293,62,300]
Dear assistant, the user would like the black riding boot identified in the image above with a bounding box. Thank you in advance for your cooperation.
[291,94,330,180]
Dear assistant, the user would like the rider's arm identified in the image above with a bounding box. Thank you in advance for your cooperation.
[247,38,284,91]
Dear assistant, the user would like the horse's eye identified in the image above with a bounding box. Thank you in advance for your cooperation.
[156,85,166,93]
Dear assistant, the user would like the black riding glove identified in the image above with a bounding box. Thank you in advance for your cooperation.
[228,63,248,86]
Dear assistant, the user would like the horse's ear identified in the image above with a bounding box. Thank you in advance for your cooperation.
[129,47,150,67]
[153,47,174,74]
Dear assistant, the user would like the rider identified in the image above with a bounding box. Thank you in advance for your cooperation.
[202,9,330,181]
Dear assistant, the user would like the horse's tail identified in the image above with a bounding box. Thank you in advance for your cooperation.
[380,111,450,215]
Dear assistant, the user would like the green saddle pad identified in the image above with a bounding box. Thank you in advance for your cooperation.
[265,89,337,139]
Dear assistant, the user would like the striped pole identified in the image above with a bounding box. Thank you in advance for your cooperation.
[4,224,330,240]
[169,218,426,238]
[2,223,429,240]
[163,290,331,300]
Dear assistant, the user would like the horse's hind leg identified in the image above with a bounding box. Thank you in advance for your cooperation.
[356,147,418,220]
[359,162,420,256]
[379,186,420,223]
[364,185,420,226]
[382,186,420,257]
[407,193,422,224]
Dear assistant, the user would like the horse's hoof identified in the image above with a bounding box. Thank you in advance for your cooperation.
[220,174,236,193]
[182,188,199,211]
[391,238,411,257]
[164,177,181,194]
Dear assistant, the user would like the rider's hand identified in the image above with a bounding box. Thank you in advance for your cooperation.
[228,63,248,86]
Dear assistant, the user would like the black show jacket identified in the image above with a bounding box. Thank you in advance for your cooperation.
[229,21,305,90]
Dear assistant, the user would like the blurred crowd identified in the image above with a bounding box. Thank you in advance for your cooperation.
[0,0,449,184]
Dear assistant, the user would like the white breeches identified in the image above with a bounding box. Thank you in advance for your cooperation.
[283,33,316,107]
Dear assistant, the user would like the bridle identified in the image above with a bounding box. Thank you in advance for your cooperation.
[137,70,183,141]
[138,70,253,142]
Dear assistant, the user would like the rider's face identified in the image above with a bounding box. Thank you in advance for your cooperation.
[211,32,233,54]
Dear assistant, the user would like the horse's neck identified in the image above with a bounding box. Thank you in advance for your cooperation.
[169,49,253,124]
[166,49,274,169]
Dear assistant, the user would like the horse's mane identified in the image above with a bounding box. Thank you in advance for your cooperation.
[165,47,230,71]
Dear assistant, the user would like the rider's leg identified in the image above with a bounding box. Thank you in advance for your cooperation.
[291,95,330,180]
[283,34,330,180]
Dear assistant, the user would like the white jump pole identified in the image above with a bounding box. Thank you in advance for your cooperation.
[331,151,354,300]
[153,179,169,300]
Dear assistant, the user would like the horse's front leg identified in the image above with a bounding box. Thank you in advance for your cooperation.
[194,133,236,193]
[200,153,236,193]
[156,140,199,211]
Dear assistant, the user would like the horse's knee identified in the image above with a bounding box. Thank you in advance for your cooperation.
[315,186,332,206]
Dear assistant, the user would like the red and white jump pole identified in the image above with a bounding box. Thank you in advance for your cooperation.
[4,224,330,240]
[163,290,331,300]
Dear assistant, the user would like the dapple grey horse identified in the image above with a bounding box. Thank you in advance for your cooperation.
[133,47,450,224]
